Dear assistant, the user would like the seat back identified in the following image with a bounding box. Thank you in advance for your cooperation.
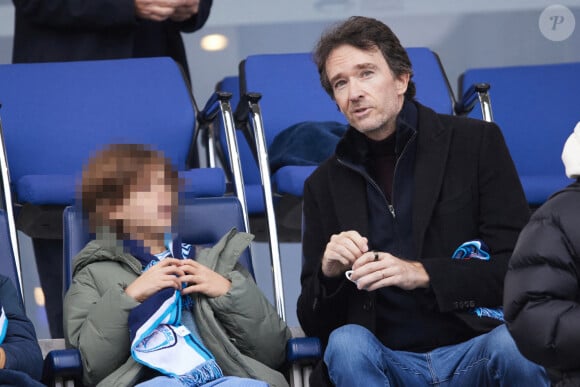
[407,47,455,115]
[0,57,196,205]
[63,196,253,291]
[239,52,346,151]
[459,62,578,204]
[0,209,21,299]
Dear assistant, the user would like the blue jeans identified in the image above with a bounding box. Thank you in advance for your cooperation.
[324,324,549,387]
[136,376,268,387]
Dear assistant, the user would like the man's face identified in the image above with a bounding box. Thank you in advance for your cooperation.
[325,44,409,141]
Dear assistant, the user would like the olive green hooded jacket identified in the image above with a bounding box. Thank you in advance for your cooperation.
[64,229,291,387]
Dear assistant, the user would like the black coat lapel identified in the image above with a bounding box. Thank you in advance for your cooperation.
[412,105,452,257]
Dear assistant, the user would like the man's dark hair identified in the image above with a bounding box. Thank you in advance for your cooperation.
[313,16,416,99]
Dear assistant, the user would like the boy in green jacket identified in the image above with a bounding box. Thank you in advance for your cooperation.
[64,144,290,387]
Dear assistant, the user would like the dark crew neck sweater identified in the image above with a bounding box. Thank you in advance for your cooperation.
[367,134,397,203]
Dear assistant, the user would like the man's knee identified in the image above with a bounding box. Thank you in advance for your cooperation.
[324,324,391,384]
[484,324,522,357]
[325,324,377,363]
[483,325,550,384]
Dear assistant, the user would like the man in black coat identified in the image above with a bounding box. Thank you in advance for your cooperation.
[505,122,580,387]
[11,0,212,338]
[297,16,549,386]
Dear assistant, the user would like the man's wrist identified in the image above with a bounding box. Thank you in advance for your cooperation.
[410,262,430,288]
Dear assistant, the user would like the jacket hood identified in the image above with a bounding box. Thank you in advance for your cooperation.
[72,235,143,278]
[562,122,580,179]
[548,180,580,202]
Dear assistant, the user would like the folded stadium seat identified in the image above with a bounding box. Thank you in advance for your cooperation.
[0,57,225,206]
[456,62,578,206]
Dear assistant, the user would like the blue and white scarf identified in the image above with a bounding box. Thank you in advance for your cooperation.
[128,237,223,386]
[0,304,7,344]
[452,240,504,321]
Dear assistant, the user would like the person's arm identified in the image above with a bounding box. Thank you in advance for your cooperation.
[65,258,184,385]
[13,0,137,30]
[206,264,291,369]
[421,121,530,312]
[504,193,580,371]
[179,256,289,369]
[297,179,353,342]
[0,276,43,380]
[64,264,140,385]
[174,0,213,33]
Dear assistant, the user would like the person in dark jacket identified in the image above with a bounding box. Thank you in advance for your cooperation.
[504,122,580,387]
[297,16,549,386]
[0,274,44,386]
[12,0,213,82]
[11,0,213,338]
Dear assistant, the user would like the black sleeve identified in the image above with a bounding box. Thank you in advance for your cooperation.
[422,121,530,312]
[0,276,43,380]
[12,0,136,30]
[297,178,350,344]
[177,0,213,33]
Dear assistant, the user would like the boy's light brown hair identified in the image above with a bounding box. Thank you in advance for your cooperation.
[80,143,180,236]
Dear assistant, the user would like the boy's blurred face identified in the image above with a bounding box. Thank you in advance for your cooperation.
[111,165,176,238]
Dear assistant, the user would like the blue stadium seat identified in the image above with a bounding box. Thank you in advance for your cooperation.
[63,196,254,290]
[0,57,224,207]
[457,62,578,205]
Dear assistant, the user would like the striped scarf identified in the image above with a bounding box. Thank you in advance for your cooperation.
[128,237,223,386]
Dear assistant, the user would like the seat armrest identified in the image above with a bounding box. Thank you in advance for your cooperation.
[286,337,322,364]
[42,349,82,386]
[455,83,490,115]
